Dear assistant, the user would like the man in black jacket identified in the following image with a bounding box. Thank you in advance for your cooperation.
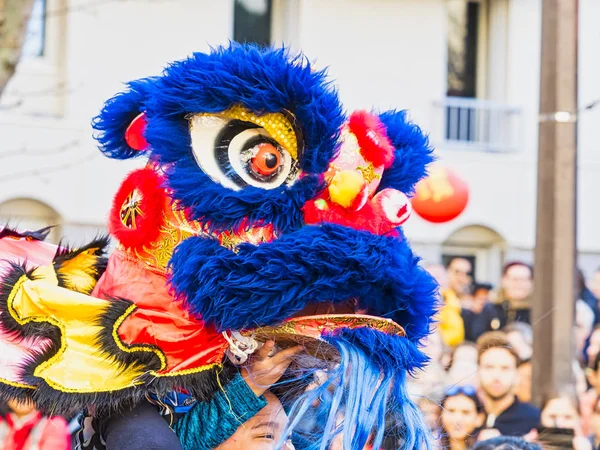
[477,332,540,437]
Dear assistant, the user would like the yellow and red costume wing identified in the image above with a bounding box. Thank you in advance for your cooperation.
[0,231,228,414]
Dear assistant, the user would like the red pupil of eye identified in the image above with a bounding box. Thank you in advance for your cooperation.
[251,144,281,176]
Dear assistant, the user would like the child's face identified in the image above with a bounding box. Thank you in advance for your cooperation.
[7,398,35,417]
[216,393,293,449]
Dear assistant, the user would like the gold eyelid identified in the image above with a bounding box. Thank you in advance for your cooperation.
[201,105,299,160]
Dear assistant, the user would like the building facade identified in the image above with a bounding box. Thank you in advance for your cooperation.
[1,0,598,284]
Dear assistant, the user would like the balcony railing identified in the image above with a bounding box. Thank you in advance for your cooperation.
[434,97,521,152]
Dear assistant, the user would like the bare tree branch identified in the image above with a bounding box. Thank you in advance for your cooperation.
[0,0,36,97]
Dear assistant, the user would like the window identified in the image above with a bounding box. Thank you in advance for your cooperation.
[447,0,480,98]
[234,0,273,46]
[22,0,47,58]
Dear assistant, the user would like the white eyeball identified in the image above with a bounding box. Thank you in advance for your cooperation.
[189,114,299,190]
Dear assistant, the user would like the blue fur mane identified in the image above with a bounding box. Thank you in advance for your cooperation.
[377,109,435,195]
[169,224,437,344]
[92,78,157,160]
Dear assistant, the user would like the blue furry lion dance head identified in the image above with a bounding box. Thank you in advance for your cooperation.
[0,44,437,449]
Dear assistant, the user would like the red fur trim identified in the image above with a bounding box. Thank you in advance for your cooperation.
[348,111,395,168]
[108,168,166,250]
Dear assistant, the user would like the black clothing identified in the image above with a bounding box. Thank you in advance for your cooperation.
[487,398,540,437]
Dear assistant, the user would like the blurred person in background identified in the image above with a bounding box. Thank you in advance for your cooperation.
[462,283,501,342]
[504,322,533,363]
[439,257,472,347]
[425,262,449,290]
[587,397,600,450]
[417,396,442,435]
[585,327,600,376]
[491,262,534,327]
[591,268,600,304]
[423,324,446,364]
[577,301,596,364]
[578,269,600,325]
[537,394,592,450]
[447,342,480,388]
[515,360,532,404]
[439,385,485,450]
[581,352,600,438]
[0,398,69,450]
[472,436,541,450]
[477,332,540,437]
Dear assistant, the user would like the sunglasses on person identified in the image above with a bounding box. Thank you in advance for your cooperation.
[445,385,477,397]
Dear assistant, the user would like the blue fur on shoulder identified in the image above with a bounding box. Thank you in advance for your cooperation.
[280,329,431,450]
[377,110,435,195]
[169,224,438,344]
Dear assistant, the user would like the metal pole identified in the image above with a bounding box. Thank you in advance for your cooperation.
[531,0,578,406]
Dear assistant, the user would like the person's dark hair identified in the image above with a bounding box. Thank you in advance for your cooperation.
[473,282,493,295]
[594,351,600,372]
[477,331,520,365]
[577,268,586,292]
[502,261,533,278]
[446,256,472,269]
[439,385,485,450]
[472,436,541,450]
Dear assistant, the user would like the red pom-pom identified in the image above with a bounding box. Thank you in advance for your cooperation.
[109,167,166,250]
[125,113,149,151]
[348,110,395,169]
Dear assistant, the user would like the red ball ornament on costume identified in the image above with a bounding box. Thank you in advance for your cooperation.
[411,166,469,223]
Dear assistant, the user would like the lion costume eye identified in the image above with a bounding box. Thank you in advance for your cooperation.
[189,110,300,191]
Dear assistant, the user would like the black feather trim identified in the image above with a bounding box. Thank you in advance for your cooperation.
[0,268,236,416]
[0,263,61,340]
[24,363,237,417]
[94,298,164,374]
[0,226,53,241]
[94,297,237,400]
[0,382,36,405]
[53,235,111,293]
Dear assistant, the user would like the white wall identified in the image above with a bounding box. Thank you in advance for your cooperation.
[296,0,447,134]
[578,0,600,257]
[0,0,598,272]
[0,0,233,229]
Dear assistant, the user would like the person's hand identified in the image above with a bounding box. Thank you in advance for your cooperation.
[241,340,304,397]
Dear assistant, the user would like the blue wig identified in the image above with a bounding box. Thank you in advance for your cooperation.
[277,329,431,450]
